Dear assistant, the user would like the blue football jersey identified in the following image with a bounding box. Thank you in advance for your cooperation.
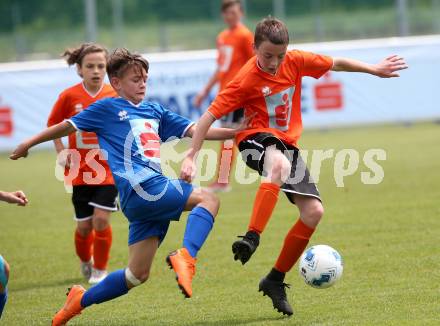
[68,97,194,210]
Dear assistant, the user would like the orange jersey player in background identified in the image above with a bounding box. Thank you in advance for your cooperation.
[47,43,118,284]
[194,0,253,192]
[209,49,333,148]
[182,17,408,316]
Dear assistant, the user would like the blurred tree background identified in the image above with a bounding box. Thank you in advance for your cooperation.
[0,0,439,62]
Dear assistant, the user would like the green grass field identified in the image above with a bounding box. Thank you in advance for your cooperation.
[1,122,439,325]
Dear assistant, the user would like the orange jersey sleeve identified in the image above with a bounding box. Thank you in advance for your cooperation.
[47,91,70,127]
[292,50,333,79]
[208,50,333,147]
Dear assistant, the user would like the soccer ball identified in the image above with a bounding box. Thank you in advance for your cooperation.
[0,255,9,293]
[299,245,343,289]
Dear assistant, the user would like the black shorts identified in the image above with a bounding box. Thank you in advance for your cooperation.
[238,133,321,204]
[72,185,119,220]
[220,108,244,126]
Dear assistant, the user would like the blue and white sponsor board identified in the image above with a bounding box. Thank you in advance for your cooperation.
[0,35,439,151]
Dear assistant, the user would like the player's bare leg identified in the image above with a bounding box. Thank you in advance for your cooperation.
[127,237,159,288]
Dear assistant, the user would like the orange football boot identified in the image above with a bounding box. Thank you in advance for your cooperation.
[52,285,85,326]
[166,248,196,298]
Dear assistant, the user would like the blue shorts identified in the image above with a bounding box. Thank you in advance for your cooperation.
[122,176,193,246]
[128,219,171,246]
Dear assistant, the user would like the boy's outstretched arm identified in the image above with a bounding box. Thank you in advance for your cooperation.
[0,190,28,206]
[10,121,76,160]
[331,55,408,78]
[186,124,235,141]
[185,113,250,140]
[180,112,216,182]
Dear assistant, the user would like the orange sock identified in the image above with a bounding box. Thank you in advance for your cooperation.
[75,229,94,263]
[275,218,315,273]
[93,226,112,270]
[248,182,280,234]
[217,140,236,185]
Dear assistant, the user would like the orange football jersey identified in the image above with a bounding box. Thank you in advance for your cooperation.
[217,23,254,91]
[208,50,333,147]
[47,83,116,186]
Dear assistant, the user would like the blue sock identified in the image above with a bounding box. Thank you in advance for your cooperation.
[183,206,214,258]
[81,269,129,308]
[0,288,7,319]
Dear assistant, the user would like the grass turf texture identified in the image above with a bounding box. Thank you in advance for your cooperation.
[0,122,439,325]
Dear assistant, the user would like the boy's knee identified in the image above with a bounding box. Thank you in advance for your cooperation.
[302,201,324,227]
[266,154,291,184]
[200,189,220,217]
[92,214,110,231]
[125,267,148,287]
[76,224,93,237]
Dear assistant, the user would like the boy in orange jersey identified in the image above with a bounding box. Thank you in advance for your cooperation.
[47,43,118,284]
[194,0,253,192]
[181,17,407,315]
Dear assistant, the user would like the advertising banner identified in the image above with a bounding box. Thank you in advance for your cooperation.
[0,35,439,151]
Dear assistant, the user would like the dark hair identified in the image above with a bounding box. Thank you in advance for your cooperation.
[107,48,149,79]
[62,43,108,66]
[221,0,242,12]
[254,17,289,48]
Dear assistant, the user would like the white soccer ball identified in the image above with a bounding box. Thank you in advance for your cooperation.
[299,245,343,289]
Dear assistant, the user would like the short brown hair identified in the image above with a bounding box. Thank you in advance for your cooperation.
[254,17,289,48]
[62,43,108,66]
[106,48,149,79]
[221,0,242,12]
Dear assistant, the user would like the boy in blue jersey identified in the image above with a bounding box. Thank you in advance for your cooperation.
[11,48,242,325]
[0,190,28,319]
[0,255,9,319]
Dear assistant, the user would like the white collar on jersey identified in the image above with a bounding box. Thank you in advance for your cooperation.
[119,97,142,108]
[81,82,105,98]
